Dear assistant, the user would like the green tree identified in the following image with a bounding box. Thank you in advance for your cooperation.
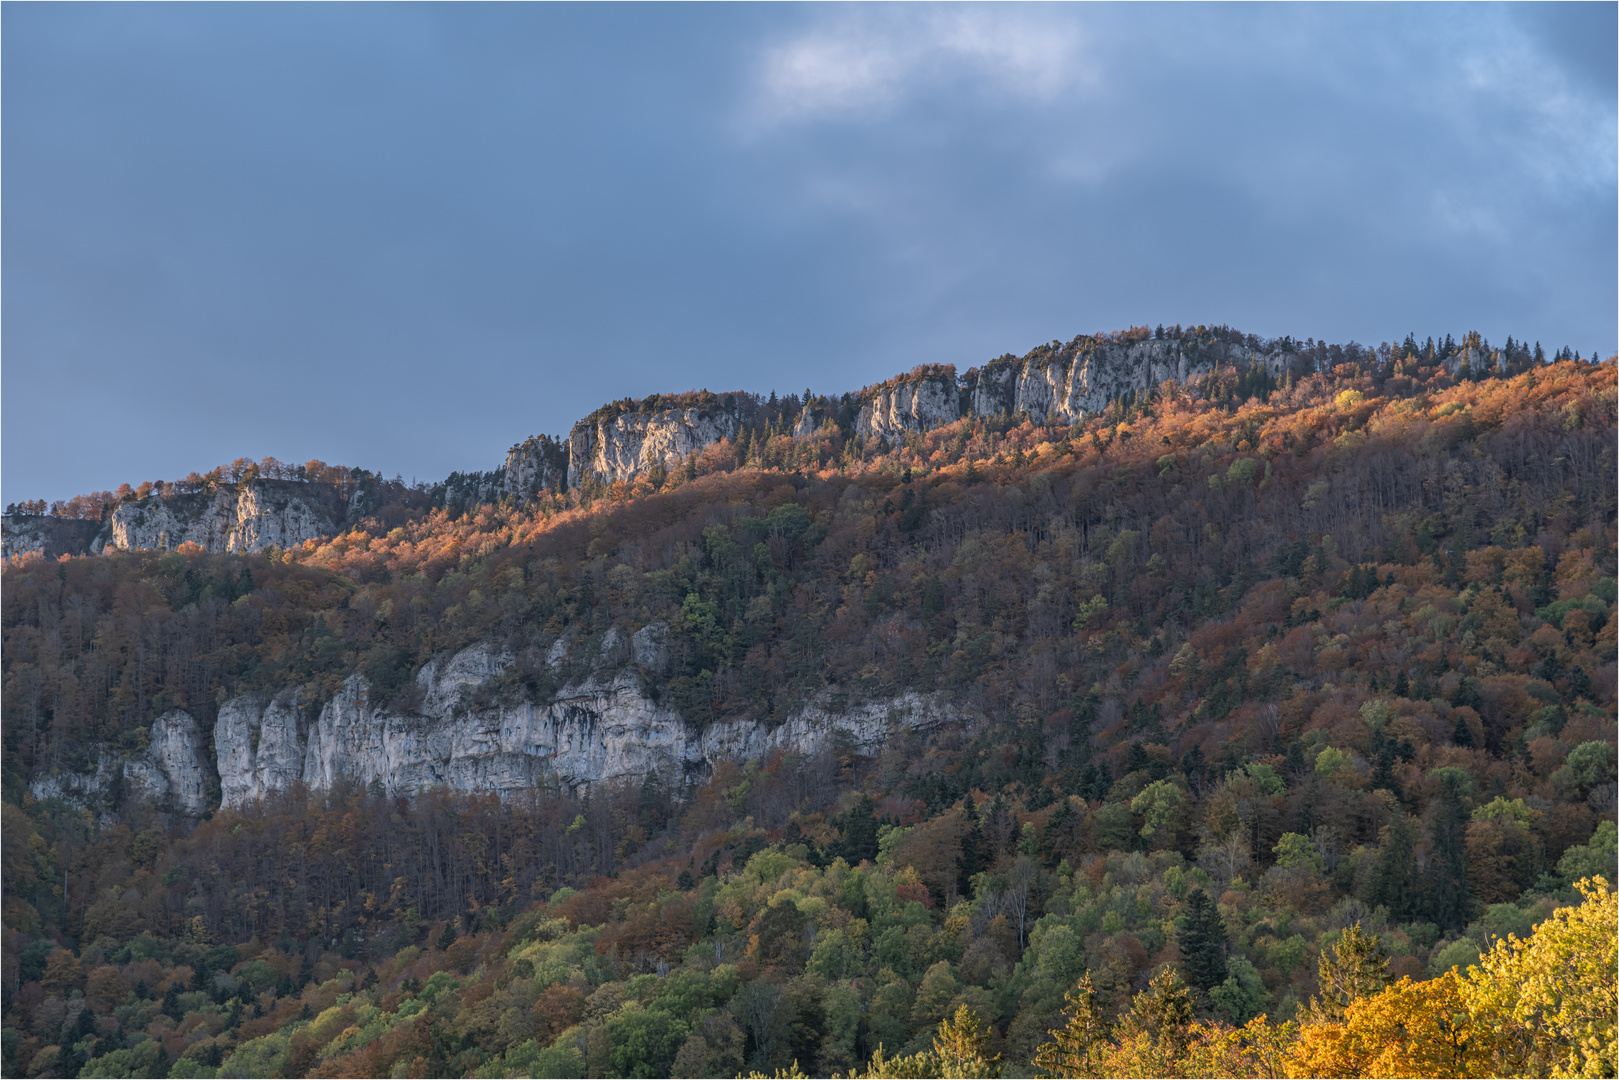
[1179,887,1228,992]
[1033,973,1110,1078]
[1310,922,1388,1022]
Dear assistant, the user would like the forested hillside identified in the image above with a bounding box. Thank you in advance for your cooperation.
[2,345,1615,1079]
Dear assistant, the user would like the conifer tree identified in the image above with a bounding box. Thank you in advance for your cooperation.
[1426,767,1474,929]
[932,1004,999,1079]
[1179,887,1228,991]
[1033,973,1110,1078]
[1309,922,1388,1021]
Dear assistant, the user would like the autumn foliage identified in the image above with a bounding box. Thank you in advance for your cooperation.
[1,347,1614,1078]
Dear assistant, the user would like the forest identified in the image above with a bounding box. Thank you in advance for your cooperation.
[1,338,1615,1078]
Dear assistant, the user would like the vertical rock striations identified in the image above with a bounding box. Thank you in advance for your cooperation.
[567,393,755,491]
[29,709,212,816]
[853,366,961,440]
[962,333,1297,425]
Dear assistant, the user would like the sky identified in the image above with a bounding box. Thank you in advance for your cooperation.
[4,3,1615,503]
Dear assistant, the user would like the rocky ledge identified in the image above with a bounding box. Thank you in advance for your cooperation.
[30,636,967,816]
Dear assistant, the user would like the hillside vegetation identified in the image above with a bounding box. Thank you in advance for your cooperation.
[2,346,1615,1079]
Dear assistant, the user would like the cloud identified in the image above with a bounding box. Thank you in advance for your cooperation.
[749,8,1088,127]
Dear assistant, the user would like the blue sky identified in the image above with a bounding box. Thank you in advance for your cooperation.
[5,3,1614,501]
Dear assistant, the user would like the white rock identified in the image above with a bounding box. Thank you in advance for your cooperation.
[855,376,959,440]
[631,622,669,670]
[204,641,969,804]
[30,709,210,815]
[215,693,308,808]
[107,480,334,555]
[146,711,211,814]
[568,404,744,490]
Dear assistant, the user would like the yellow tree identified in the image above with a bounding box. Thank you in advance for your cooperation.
[1288,970,1492,1078]
[933,1004,1000,1079]
[1095,966,1196,1078]
[1461,876,1617,1079]
[1180,1015,1296,1078]
[1033,973,1110,1078]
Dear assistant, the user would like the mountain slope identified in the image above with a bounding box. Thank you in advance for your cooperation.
[0,336,1613,1079]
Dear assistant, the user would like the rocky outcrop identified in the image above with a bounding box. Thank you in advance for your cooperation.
[29,709,211,815]
[8,327,1310,554]
[567,397,754,491]
[964,336,1297,426]
[200,637,970,807]
[1,515,103,561]
[854,368,960,440]
[500,435,569,501]
[215,694,309,808]
[107,481,336,555]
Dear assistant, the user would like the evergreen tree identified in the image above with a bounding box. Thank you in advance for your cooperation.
[837,794,880,864]
[1370,815,1419,920]
[1033,973,1110,1078]
[1452,714,1475,748]
[1426,768,1473,930]
[1309,922,1389,1021]
[932,1004,999,1078]
[1179,888,1228,992]
[1179,744,1206,789]
[958,798,986,896]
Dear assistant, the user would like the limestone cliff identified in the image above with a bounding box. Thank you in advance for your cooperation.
[567,394,756,491]
[212,638,963,804]
[38,633,966,814]
[106,480,337,554]
[853,367,961,440]
[0,515,103,561]
[5,326,1312,555]
[29,709,211,816]
[962,335,1297,426]
[500,434,569,501]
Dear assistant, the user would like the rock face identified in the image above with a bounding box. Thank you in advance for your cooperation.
[963,337,1297,426]
[1,516,103,561]
[500,435,569,501]
[854,369,961,440]
[6,327,1311,552]
[215,694,310,808]
[29,709,211,815]
[106,481,336,555]
[199,638,968,808]
[567,399,752,491]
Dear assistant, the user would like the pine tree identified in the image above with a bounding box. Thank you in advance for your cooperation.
[1114,966,1196,1069]
[1179,887,1228,991]
[1033,973,1110,1078]
[932,1004,999,1079]
[1370,815,1418,919]
[1426,767,1473,930]
[1452,714,1475,748]
[957,799,985,896]
[1309,922,1389,1021]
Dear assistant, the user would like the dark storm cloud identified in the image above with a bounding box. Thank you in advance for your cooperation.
[4,3,1613,501]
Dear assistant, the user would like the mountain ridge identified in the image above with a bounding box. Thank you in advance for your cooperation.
[0,324,1539,561]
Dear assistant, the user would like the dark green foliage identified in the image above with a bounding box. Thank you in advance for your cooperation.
[1180,888,1229,992]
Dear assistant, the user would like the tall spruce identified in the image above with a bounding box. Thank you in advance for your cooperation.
[1426,767,1474,929]
[1179,887,1228,991]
